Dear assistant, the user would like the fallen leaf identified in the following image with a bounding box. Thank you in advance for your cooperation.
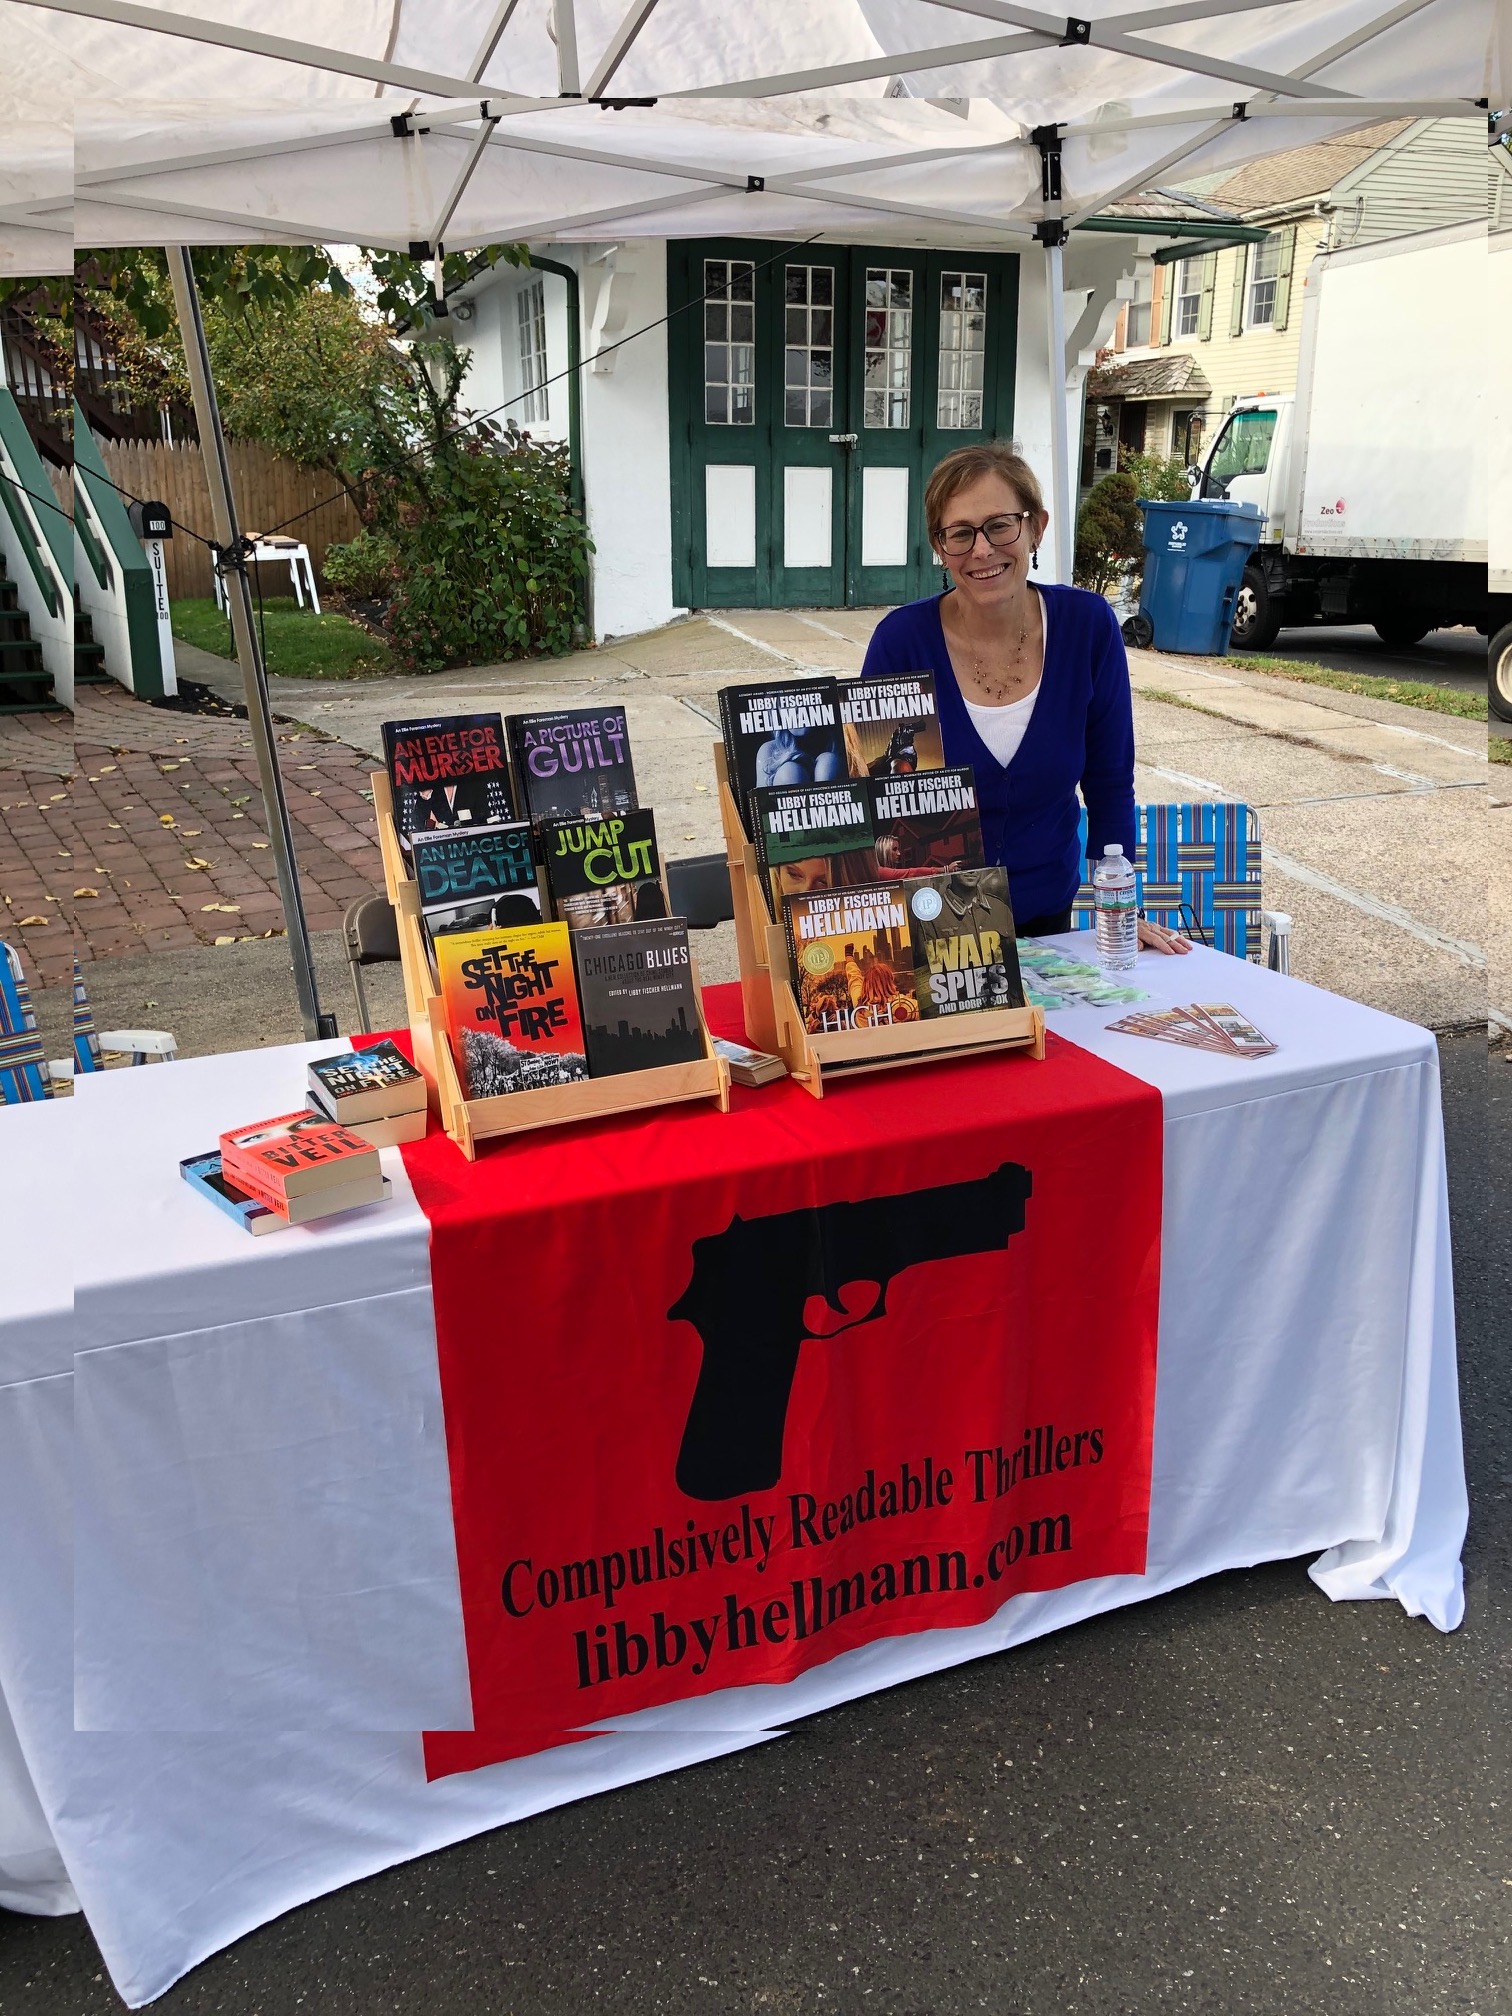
[682,833,696,840]
[99,765,116,773]
[159,762,182,771]
[231,812,246,819]
[180,829,202,837]
[107,822,121,829]
[251,841,270,849]
[159,814,177,826]
[19,915,49,927]
[310,790,322,798]
[695,784,708,793]
[49,793,66,802]
[183,857,212,871]
[73,888,99,899]
[201,902,241,914]
[213,935,238,946]
[56,850,70,858]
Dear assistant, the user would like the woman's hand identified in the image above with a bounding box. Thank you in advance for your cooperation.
[1138,917,1191,955]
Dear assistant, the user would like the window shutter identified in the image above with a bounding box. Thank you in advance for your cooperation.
[1272,225,1297,332]
[1229,246,1248,336]
[1155,263,1172,345]
[1196,252,1218,341]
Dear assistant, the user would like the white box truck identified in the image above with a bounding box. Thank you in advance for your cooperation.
[1490,218,1511,720]
[1191,220,1502,695]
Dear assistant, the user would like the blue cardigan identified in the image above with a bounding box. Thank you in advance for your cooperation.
[860,584,1137,924]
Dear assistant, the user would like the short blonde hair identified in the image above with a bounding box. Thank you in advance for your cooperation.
[925,441,1046,539]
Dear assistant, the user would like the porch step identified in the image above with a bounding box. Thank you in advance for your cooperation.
[0,551,57,714]
[73,601,110,687]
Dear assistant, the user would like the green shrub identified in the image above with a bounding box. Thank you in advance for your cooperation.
[384,430,591,672]
[1120,450,1192,503]
[1074,471,1143,594]
[321,531,399,601]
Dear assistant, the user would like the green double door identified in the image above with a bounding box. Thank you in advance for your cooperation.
[669,241,1019,610]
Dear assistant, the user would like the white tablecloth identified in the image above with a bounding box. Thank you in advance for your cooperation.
[0,945,1466,2004]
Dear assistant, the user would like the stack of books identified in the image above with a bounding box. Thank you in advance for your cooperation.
[182,1109,390,1236]
[307,1040,428,1146]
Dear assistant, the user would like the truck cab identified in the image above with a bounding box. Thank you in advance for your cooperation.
[1197,396,1293,546]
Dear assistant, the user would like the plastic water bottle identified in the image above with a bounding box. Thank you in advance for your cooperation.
[1093,843,1138,971]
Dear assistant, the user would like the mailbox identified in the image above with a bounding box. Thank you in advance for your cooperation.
[128,499,173,540]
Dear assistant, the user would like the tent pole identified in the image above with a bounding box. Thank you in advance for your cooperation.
[166,245,335,1042]
[1043,235,1074,584]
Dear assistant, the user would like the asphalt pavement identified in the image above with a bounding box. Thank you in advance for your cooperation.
[1253,625,1504,740]
[2,1034,1502,2016]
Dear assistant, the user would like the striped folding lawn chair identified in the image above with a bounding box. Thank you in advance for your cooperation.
[72,952,103,1076]
[0,943,49,1104]
[1072,803,1286,966]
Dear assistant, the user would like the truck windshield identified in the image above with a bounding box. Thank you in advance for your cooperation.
[1202,409,1276,497]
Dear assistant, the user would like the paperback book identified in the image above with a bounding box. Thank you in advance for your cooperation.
[869,767,985,879]
[784,882,920,1034]
[711,1037,786,1088]
[906,867,1025,1018]
[435,919,590,1099]
[1105,1002,1276,1058]
[409,822,542,938]
[720,677,844,837]
[218,1110,382,1218]
[573,918,705,1076]
[308,1039,426,1123]
[181,1151,392,1231]
[382,713,515,849]
[841,671,944,777]
[751,778,875,916]
[541,808,668,929]
[508,707,638,825]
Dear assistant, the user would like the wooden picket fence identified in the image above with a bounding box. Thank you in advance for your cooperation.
[94,440,364,600]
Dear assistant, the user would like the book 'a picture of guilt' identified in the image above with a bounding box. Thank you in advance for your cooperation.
[840,671,944,778]
[784,883,920,1034]
[435,921,589,1099]
[573,918,705,1076]
[408,822,542,939]
[908,867,1024,1018]
[507,707,638,826]
[541,808,668,929]
[382,713,515,850]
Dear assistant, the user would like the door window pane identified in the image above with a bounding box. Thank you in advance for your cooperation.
[703,258,755,425]
[937,271,986,428]
[864,267,913,428]
[1201,408,1276,497]
[782,264,836,429]
[516,280,549,424]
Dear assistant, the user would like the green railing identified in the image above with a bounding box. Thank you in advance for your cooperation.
[0,461,62,618]
[75,487,114,592]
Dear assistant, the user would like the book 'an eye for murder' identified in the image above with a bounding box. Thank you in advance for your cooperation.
[907,867,1025,1017]
[382,713,515,848]
[435,920,590,1099]
[408,822,542,938]
[841,671,944,778]
[870,767,985,879]
[508,707,638,825]
[752,778,875,917]
[720,677,843,836]
[783,883,920,1034]
[541,808,668,929]
[573,918,705,1076]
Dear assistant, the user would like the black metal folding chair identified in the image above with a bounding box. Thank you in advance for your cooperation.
[343,894,401,1034]
[665,854,734,932]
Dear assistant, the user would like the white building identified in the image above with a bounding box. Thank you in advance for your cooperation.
[452,231,1191,642]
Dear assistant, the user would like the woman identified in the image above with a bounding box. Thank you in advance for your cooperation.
[860,441,1189,952]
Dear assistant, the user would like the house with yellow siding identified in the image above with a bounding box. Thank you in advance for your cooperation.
[1082,117,1488,488]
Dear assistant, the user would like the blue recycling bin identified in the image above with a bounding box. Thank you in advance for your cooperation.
[1136,498,1263,655]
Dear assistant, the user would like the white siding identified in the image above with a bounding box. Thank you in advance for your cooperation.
[1330,118,1488,247]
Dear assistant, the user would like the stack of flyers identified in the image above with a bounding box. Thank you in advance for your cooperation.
[1106,1001,1276,1058]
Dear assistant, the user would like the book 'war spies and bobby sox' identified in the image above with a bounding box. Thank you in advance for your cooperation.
[382,713,516,851]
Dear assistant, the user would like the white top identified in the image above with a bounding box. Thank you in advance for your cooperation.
[958,589,1046,769]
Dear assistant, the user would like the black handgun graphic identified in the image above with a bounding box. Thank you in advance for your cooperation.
[669,1162,1032,1501]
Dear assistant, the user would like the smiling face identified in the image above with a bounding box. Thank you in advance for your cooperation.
[932,469,1049,619]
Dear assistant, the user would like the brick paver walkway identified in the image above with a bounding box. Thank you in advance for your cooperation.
[0,687,386,988]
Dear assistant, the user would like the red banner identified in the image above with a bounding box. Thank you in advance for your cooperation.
[395,988,1163,1780]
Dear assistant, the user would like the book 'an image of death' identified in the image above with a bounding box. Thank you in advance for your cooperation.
[508,707,638,826]
[382,713,515,850]
[573,918,705,1076]
[409,822,542,938]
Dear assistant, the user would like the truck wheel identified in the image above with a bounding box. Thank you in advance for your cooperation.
[1491,622,1512,723]
[1373,617,1432,648]
[1230,567,1283,651]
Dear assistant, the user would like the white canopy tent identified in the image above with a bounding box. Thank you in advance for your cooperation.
[0,0,1495,1031]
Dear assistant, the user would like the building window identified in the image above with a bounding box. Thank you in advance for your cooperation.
[516,281,548,424]
[1174,257,1204,338]
[1247,234,1283,328]
[863,267,912,428]
[784,264,835,428]
[703,259,755,425]
[1125,265,1154,348]
[937,271,986,428]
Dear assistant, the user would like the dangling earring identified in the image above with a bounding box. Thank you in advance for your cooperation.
[1031,546,1040,571]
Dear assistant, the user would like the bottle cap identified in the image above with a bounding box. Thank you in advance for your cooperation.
[1103,843,1124,856]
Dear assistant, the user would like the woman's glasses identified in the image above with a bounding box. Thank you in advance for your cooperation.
[935,513,1029,557]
